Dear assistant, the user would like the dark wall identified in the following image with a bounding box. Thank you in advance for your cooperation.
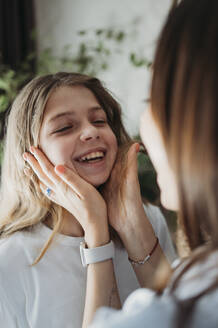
[0,0,36,69]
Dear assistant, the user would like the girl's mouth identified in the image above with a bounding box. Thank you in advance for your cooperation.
[77,151,106,164]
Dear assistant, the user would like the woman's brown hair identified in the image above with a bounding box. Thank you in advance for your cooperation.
[151,0,218,325]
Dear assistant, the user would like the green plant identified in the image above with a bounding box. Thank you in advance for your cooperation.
[36,28,126,76]
[0,27,128,111]
[130,53,152,68]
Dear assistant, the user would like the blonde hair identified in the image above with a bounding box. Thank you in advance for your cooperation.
[0,72,132,263]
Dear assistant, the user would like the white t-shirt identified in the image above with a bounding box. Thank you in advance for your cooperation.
[91,251,218,328]
[0,204,176,328]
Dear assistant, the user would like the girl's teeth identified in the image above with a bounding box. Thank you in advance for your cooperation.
[79,151,104,162]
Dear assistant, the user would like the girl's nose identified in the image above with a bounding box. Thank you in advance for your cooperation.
[80,125,100,142]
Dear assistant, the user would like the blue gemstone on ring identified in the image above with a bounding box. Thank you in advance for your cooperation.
[46,188,52,196]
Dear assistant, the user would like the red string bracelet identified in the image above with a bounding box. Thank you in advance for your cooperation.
[128,237,159,266]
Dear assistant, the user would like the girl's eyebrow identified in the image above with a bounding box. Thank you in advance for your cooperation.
[47,106,103,124]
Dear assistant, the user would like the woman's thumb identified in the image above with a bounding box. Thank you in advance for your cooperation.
[126,143,140,178]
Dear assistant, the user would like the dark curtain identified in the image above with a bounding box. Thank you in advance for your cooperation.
[0,0,36,70]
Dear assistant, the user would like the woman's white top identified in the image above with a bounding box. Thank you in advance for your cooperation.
[0,204,176,328]
[90,251,218,328]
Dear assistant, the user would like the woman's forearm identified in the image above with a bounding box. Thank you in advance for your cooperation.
[119,216,170,288]
[82,259,121,328]
[130,244,170,288]
[82,226,121,328]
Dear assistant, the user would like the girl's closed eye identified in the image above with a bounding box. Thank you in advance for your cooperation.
[93,119,106,125]
[53,125,74,134]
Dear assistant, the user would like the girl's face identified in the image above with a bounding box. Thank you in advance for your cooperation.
[39,86,118,187]
[140,107,179,211]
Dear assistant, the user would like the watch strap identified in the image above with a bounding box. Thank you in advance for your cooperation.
[80,240,115,267]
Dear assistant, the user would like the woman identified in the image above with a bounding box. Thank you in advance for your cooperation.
[90,0,218,327]
[0,73,175,327]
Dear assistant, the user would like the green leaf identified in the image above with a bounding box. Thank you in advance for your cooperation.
[0,95,9,112]
[79,43,87,55]
[5,70,15,80]
[96,29,103,35]
[106,29,113,39]
[101,63,108,70]
[78,30,86,36]
[116,31,125,42]
[0,79,9,91]
[129,53,151,67]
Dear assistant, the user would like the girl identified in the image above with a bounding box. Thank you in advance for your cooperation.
[90,0,218,327]
[0,73,176,327]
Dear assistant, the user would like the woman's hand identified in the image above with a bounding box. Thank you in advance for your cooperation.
[102,143,169,289]
[23,147,109,247]
[102,143,144,231]
[102,143,156,257]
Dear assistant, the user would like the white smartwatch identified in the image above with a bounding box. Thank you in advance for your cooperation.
[80,240,115,267]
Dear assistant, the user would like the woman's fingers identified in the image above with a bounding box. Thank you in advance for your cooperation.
[126,143,140,181]
[110,155,122,181]
[110,143,139,185]
[55,164,90,199]
[39,182,58,203]
[23,151,55,190]
[23,166,32,178]
[24,147,90,200]
[29,147,61,187]
[30,147,83,197]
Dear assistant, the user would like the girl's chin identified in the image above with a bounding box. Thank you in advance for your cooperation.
[78,172,109,187]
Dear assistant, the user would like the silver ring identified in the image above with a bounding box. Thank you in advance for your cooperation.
[46,188,52,197]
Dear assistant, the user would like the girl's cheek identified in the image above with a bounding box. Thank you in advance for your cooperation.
[44,140,69,165]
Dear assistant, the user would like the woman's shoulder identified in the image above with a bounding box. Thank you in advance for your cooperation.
[91,285,218,328]
[91,251,218,328]
[164,250,218,326]
[169,249,218,300]
[90,288,176,328]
